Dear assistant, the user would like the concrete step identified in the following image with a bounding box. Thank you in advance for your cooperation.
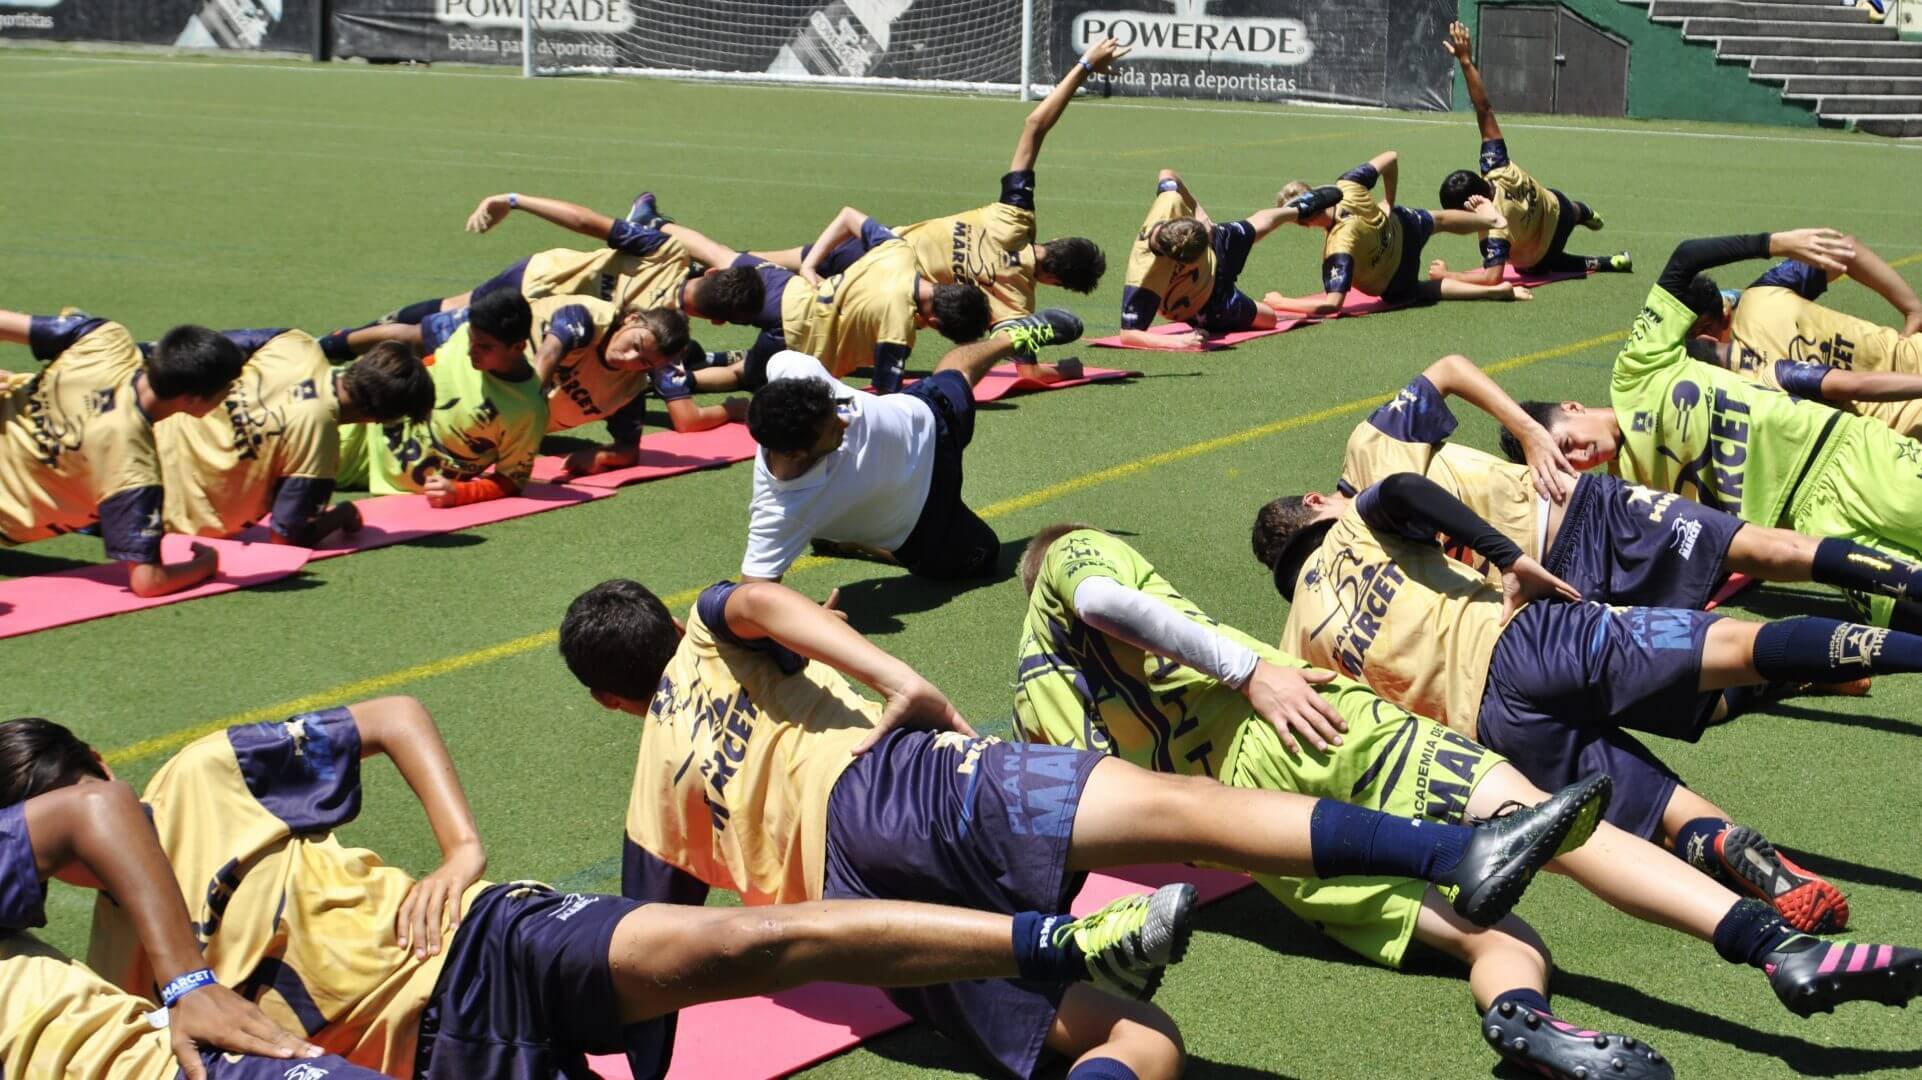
[1781,74,1922,95]
[1808,93,1922,113]
[1751,55,1922,77]
[1651,1,1876,23]
[1850,116,1922,137]
[1716,36,1922,58]
[1684,17,1895,39]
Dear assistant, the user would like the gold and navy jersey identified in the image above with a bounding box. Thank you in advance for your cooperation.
[1013,529,1302,780]
[0,933,204,1080]
[1279,495,1505,740]
[1322,164,1403,296]
[157,329,340,541]
[0,316,163,562]
[1613,283,1841,525]
[521,220,696,311]
[780,238,921,381]
[1476,139,1559,271]
[336,320,548,493]
[1120,186,1217,328]
[531,295,693,443]
[896,171,1039,325]
[85,711,480,1074]
[623,584,876,905]
[1339,375,1543,575]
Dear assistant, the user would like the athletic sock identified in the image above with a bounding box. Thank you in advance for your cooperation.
[1011,910,1086,983]
[1309,800,1472,881]
[386,298,443,325]
[1811,538,1922,603]
[1490,987,1554,1018]
[1673,817,1734,884]
[1752,617,1922,682]
[1713,898,1797,968]
[1067,1059,1140,1080]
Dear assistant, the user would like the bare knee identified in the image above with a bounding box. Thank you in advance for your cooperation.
[1050,987,1186,1080]
[1730,525,1816,578]
[1093,1008,1186,1080]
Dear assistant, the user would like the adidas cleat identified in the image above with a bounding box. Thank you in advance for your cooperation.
[1581,210,1606,232]
[999,308,1084,357]
[1067,883,1197,1002]
[1482,1000,1672,1080]
[1440,774,1611,928]
[626,191,672,228]
[1718,825,1848,933]
[1766,935,1922,1017]
[1606,252,1632,273]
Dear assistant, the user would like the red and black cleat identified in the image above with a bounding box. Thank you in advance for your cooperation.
[1717,825,1849,933]
[1481,1000,1672,1079]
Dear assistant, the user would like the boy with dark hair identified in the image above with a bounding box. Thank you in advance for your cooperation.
[0,704,1196,1080]
[158,332,433,546]
[1507,227,1922,630]
[335,289,547,508]
[1267,152,1527,315]
[0,308,244,596]
[738,318,1077,583]
[559,574,1601,1080]
[1427,22,1630,285]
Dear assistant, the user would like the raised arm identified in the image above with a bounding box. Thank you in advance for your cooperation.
[1370,150,1399,207]
[799,207,878,285]
[1421,353,1577,501]
[1660,229,1854,296]
[1444,22,1502,142]
[1009,37,1130,172]
[1840,237,1922,337]
[1156,169,1210,228]
[465,192,617,243]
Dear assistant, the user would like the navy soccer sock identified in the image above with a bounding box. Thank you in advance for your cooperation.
[1067,1059,1140,1080]
[1012,910,1086,983]
[1714,899,1797,968]
[1672,817,1734,883]
[1490,987,1555,1019]
[1811,538,1922,603]
[1309,800,1472,882]
[385,298,444,326]
[1752,617,1922,682]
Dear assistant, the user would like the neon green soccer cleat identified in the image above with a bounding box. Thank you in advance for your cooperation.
[1064,883,1198,1001]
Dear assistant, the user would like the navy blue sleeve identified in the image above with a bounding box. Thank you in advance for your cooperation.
[1357,474,1525,569]
[98,485,163,564]
[1773,360,1834,400]
[650,360,693,403]
[622,836,710,906]
[1478,139,1510,175]
[268,476,336,545]
[218,329,290,359]
[1287,186,1344,219]
[1339,163,1380,189]
[226,706,364,835]
[545,304,596,355]
[605,393,651,447]
[1323,254,1355,295]
[420,308,470,355]
[0,802,47,932]
[605,220,672,256]
[1119,286,1161,331]
[27,314,107,362]
[1367,376,1460,445]
[870,342,910,395]
[696,582,807,675]
[1750,260,1829,301]
[1480,237,1511,270]
[857,217,899,248]
[1000,169,1037,211]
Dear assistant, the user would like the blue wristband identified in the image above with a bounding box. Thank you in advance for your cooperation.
[1077,58,1095,76]
[508,192,519,209]
[159,968,218,1008]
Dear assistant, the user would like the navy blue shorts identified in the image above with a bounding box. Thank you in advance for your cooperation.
[201,1051,384,1079]
[1381,206,1437,304]
[414,882,649,1079]
[1194,220,1260,333]
[892,370,997,579]
[824,729,1104,1079]
[468,258,529,303]
[1478,602,1722,839]
[1544,473,1740,610]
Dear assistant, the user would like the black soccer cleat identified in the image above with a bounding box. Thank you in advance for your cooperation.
[1482,1000,1672,1080]
[626,191,672,229]
[1440,774,1610,928]
[999,308,1084,357]
[1716,825,1849,934]
[1765,935,1922,1018]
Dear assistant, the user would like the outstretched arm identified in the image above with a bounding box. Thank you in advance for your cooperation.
[1009,37,1130,173]
[1243,204,1304,241]
[1444,22,1501,142]
[1808,367,1922,403]
[1660,230,1854,297]
[1421,353,1576,501]
[465,192,618,243]
[0,310,29,344]
[1841,237,1922,337]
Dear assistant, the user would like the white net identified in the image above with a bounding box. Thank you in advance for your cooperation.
[528,0,1050,94]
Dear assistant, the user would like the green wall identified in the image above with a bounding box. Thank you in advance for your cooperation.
[1454,0,1819,127]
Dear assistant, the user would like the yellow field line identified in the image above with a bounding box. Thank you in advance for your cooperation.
[102,329,1625,768]
[1891,252,1922,270]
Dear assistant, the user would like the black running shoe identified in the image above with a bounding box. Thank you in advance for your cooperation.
[1438,774,1611,928]
[1000,308,1084,356]
[1482,999,1672,1080]
[627,191,672,228]
[1765,935,1922,1017]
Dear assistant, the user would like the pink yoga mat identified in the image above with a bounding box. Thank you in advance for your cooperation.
[961,364,1138,402]
[1704,573,1756,611]
[237,482,615,560]
[0,535,311,640]
[586,865,1254,1080]
[531,423,761,489]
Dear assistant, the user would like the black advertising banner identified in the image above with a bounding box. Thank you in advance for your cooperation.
[0,0,315,52]
[1050,0,1456,110]
[331,0,635,67]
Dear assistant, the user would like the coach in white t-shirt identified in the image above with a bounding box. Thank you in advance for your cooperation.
[739,310,1082,582]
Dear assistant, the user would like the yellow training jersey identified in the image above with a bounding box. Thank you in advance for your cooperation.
[533,295,696,439]
[157,330,340,539]
[0,316,164,562]
[520,221,696,311]
[1120,187,1216,328]
[1279,500,1506,740]
[780,238,921,379]
[623,584,875,905]
[1339,375,1543,576]
[896,171,1039,325]
[0,935,189,1080]
[86,711,477,1073]
[1323,167,1403,297]
[1477,140,1560,271]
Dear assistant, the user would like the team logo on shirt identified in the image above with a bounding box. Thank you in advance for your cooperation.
[221,367,293,461]
[1668,517,1702,560]
[1787,332,1855,369]
[20,369,99,465]
[283,1065,334,1080]
[1314,545,1407,678]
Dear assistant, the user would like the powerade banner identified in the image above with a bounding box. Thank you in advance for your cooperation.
[1051,0,1456,110]
[332,0,636,67]
[0,0,314,51]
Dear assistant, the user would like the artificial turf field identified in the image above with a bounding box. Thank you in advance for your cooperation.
[2,44,1921,1079]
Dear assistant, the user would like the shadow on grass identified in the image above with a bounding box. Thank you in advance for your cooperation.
[825,536,1029,635]
[0,548,96,578]
[1728,583,1860,622]
[1781,849,1922,895]
[1757,700,1922,739]
[851,1007,1303,1079]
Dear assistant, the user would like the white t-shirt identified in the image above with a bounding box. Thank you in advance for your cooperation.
[741,352,937,579]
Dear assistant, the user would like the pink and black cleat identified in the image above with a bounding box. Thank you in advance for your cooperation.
[1481,1000,1672,1079]
[1765,936,1922,1017]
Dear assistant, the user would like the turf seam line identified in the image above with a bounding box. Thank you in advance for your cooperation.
[102,330,1625,769]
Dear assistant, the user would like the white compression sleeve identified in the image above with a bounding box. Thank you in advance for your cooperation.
[1072,575,1260,690]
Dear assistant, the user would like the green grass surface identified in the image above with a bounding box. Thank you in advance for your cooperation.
[3,46,1922,1079]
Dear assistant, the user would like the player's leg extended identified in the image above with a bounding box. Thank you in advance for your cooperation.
[1696,613,1922,690]
[1723,525,1922,629]
[1526,191,1629,276]
[1787,428,1922,629]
